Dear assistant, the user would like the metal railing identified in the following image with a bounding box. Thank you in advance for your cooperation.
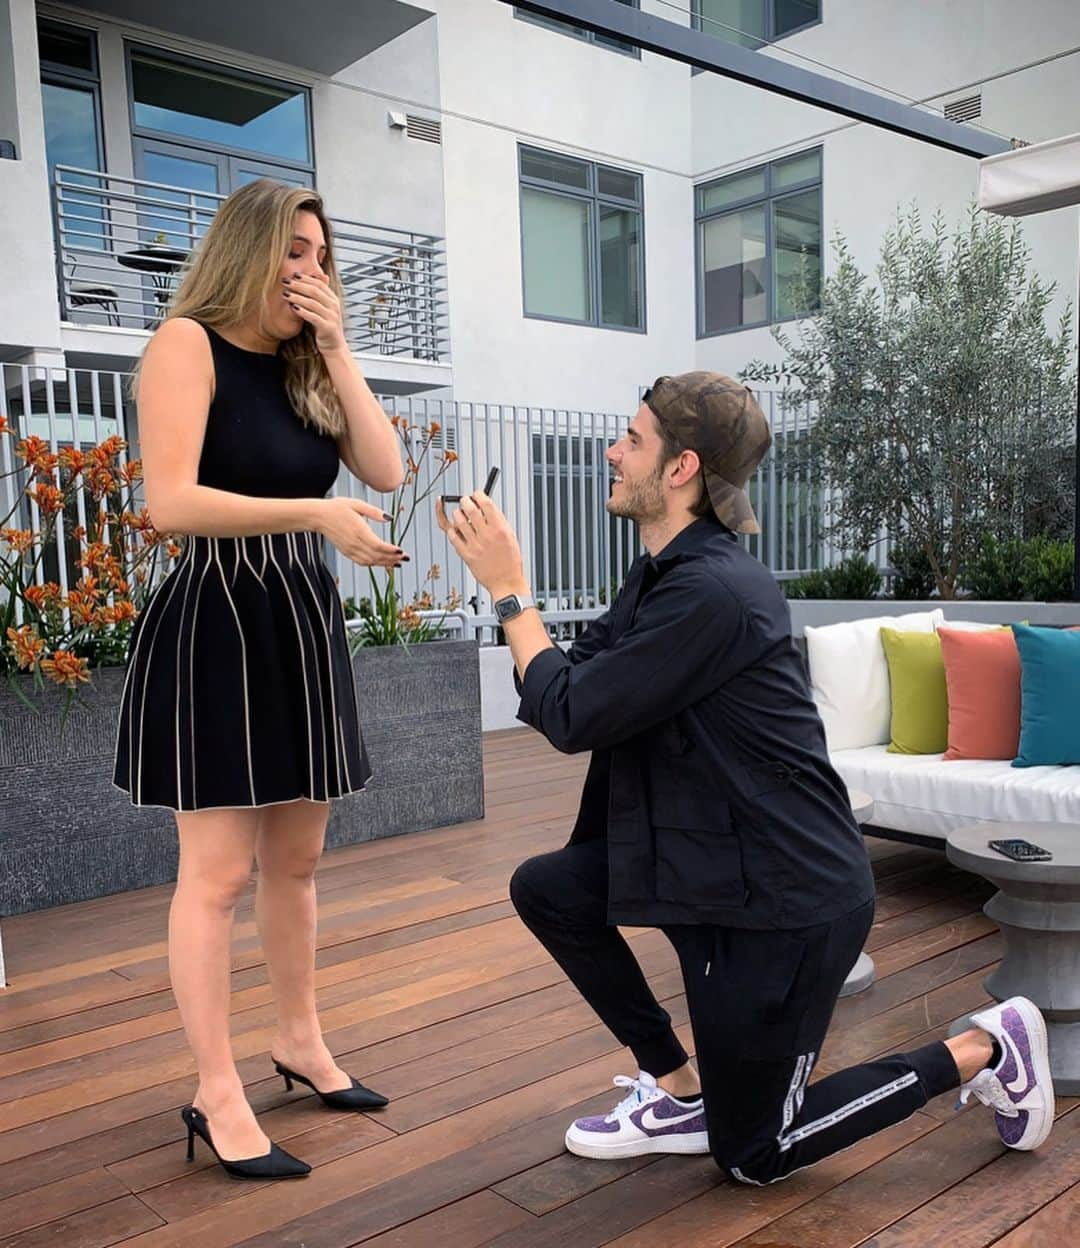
[51,165,450,362]
[2,365,848,645]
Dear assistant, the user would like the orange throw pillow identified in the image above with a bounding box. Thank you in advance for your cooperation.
[939,626,1021,760]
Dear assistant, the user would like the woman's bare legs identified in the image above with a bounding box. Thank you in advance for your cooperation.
[171,808,269,1160]
[256,799,351,1092]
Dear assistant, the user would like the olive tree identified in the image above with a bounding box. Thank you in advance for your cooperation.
[742,205,1076,598]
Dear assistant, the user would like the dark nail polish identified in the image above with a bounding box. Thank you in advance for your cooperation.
[401,555,411,562]
[382,511,392,521]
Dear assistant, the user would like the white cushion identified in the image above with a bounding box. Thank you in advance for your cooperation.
[805,610,944,751]
[832,745,1080,842]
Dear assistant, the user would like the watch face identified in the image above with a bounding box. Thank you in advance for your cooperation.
[495,596,518,622]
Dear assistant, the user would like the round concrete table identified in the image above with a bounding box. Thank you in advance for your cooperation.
[840,789,876,998]
[947,822,1080,1095]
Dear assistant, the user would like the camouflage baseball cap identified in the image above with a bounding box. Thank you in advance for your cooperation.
[642,371,771,535]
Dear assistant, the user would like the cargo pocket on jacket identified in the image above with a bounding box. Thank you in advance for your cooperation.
[653,801,747,908]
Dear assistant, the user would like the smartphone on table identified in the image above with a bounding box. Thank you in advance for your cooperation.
[441,466,500,505]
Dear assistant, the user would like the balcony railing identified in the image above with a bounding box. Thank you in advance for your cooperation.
[50,165,450,362]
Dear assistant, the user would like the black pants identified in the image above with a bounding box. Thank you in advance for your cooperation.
[510,839,961,1184]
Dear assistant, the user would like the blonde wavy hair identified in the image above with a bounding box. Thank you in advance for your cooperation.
[130,179,347,437]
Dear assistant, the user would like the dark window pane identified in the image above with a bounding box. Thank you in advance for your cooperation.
[696,0,766,49]
[140,150,222,250]
[599,206,642,329]
[132,53,310,163]
[520,147,591,190]
[772,149,820,189]
[42,83,105,249]
[697,167,766,214]
[38,22,95,74]
[597,165,641,202]
[774,0,819,37]
[516,11,587,41]
[700,205,767,332]
[521,187,593,321]
[773,189,821,319]
[593,0,639,53]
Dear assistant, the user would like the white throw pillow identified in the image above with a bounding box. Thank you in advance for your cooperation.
[805,610,945,751]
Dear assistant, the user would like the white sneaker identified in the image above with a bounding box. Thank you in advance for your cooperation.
[958,996,1054,1151]
[565,1071,710,1160]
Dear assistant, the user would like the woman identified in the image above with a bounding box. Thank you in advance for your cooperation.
[114,179,405,1179]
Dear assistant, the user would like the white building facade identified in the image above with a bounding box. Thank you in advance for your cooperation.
[2,0,1078,612]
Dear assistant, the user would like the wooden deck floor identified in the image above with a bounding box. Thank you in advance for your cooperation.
[0,728,1076,1247]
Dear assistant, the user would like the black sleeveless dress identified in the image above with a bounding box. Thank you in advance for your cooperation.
[113,322,372,811]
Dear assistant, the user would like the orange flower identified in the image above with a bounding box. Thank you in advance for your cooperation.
[7,625,47,671]
[390,415,401,428]
[407,457,419,474]
[165,540,183,559]
[94,434,126,461]
[442,450,459,465]
[17,435,59,478]
[100,600,137,625]
[86,464,117,499]
[24,582,62,611]
[65,589,97,627]
[125,507,156,535]
[41,649,90,688]
[0,414,9,435]
[71,524,87,542]
[120,459,142,486]
[1,527,34,554]
[429,421,442,437]
[58,446,87,476]
[26,481,64,516]
[427,564,441,581]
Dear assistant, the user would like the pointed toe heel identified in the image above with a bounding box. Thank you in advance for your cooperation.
[273,1059,389,1111]
[180,1106,311,1180]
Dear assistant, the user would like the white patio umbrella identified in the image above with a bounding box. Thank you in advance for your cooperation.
[978,132,1080,600]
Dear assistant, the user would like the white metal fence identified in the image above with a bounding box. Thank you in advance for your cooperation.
[1,364,846,643]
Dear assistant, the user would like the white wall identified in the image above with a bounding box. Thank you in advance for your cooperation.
[432,0,696,412]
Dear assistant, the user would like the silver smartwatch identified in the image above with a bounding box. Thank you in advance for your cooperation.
[493,592,536,623]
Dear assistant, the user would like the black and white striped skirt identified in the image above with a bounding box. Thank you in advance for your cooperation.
[113,532,371,811]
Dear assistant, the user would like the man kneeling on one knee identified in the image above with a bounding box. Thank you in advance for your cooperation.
[435,371,1054,1184]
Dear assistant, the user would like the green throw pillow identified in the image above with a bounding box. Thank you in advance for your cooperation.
[880,628,948,755]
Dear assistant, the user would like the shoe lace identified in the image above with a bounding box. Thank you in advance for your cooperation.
[605,1075,652,1123]
[958,1068,1020,1117]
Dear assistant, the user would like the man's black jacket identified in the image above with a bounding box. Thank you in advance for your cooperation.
[515,515,875,930]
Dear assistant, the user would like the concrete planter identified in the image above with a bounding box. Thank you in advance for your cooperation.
[0,639,483,918]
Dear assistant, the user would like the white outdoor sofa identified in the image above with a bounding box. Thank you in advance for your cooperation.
[830,747,1080,848]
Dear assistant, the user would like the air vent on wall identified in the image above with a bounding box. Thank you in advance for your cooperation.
[406,115,442,144]
[944,93,982,123]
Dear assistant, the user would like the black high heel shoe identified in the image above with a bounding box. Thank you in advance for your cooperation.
[181,1105,311,1180]
[273,1058,389,1110]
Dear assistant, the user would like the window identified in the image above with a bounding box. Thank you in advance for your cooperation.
[127,47,313,247]
[38,19,106,250]
[515,0,641,57]
[696,148,821,336]
[519,146,644,331]
[692,0,820,48]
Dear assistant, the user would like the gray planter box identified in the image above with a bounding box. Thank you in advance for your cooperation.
[0,639,483,918]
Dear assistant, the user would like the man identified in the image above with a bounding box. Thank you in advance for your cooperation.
[435,371,1053,1184]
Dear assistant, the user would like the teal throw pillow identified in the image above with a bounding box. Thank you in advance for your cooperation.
[1012,623,1080,767]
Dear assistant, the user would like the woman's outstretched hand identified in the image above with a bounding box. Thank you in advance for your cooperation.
[316,497,405,568]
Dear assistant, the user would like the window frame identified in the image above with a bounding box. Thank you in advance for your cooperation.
[695,146,822,339]
[518,144,647,335]
[124,41,316,183]
[514,1,643,60]
[38,18,107,172]
[690,0,823,47]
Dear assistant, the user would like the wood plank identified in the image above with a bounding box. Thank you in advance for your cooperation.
[603,1113,937,1248]
[351,1190,534,1248]
[990,1182,1080,1247]
[861,1105,1080,1246]
[0,1195,163,1248]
